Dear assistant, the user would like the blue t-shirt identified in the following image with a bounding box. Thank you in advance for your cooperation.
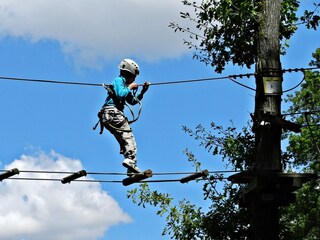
[103,76,143,111]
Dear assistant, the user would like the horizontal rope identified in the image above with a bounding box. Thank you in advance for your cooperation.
[0,169,238,176]
[0,169,235,184]
[146,76,233,86]
[7,176,229,184]
[1,67,317,88]
[0,75,102,86]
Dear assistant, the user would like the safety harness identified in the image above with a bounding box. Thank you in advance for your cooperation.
[93,84,142,134]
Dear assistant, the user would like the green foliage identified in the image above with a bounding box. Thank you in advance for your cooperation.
[169,0,319,73]
[281,181,320,239]
[310,48,320,68]
[203,182,250,239]
[301,2,320,30]
[127,0,320,237]
[170,0,259,72]
[164,200,204,239]
[182,122,255,171]
[280,49,320,238]
[285,49,320,168]
[127,57,320,238]
[127,183,173,216]
[127,123,254,239]
[128,183,205,239]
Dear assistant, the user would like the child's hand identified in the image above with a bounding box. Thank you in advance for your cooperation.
[141,82,150,94]
[129,83,139,90]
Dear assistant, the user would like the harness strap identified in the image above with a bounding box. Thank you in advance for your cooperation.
[93,108,132,134]
[93,83,142,134]
[104,84,124,107]
[92,111,105,134]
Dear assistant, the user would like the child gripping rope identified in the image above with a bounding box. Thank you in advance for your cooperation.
[96,59,150,175]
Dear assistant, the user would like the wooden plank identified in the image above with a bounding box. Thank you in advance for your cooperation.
[122,169,153,186]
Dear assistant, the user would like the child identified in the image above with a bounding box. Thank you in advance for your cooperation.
[100,59,150,174]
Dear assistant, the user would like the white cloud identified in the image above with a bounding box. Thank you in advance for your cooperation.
[0,151,131,240]
[0,0,196,68]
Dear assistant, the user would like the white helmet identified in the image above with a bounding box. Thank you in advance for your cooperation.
[118,59,140,76]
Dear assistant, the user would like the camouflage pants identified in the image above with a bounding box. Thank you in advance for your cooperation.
[101,106,137,163]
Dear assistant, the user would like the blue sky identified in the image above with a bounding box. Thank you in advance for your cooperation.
[0,1,319,240]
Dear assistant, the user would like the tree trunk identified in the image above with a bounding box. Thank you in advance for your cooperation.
[254,0,283,171]
[251,0,283,239]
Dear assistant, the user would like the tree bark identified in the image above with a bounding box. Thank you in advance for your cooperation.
[251,0,283,239]
[254,0,283,172]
